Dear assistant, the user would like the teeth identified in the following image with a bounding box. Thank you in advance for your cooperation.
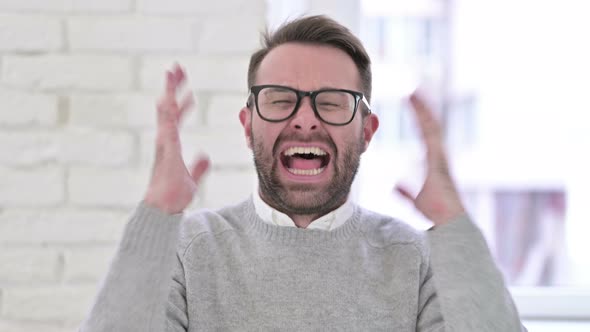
[284,146,327,156]
[287,167,325,176]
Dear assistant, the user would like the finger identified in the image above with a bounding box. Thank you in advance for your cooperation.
[189,156,210,184]
[164,64,186,97]
[171,63,186,90]
[409,92,443,147]
[409,92,447,166]
[156,96,180,125]
[165,70,175,95]
[178,93,195,119]
[394,185,416,204]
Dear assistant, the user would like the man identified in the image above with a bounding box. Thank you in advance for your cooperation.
[81,15,524,331]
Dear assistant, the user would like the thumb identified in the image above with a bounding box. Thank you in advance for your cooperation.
[189,155,210,185]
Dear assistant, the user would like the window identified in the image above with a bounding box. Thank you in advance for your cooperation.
[267,0,590,326]
[355,0,590,325]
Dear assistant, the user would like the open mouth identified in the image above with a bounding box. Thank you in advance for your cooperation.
[280,146,331,176]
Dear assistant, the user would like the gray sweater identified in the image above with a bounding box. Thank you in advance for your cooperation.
[80,198,524,331]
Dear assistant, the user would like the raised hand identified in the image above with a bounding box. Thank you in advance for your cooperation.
[144,64,210,214]
[395,92,466,226]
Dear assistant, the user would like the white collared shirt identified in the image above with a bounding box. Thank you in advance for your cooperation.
[252,191,353,231]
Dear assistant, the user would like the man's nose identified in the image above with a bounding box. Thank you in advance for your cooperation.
[289,97,319,131]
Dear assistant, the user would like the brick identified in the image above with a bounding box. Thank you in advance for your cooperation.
[140,129,252,167]
[0,15,61,51]
[196,16,263,54]
[70,0,133,13]
[58,128,135,166]
[68,167,150,208]
[68,17,193,53]
[2,55,132,91]
[0,249,60,283]
[0,320,70,332]
[137,0,265,15]
[0,131,58,166]
[0,129,134,166]
[69,93,156,129]
[0,166,64,206]
[201,169,257,209]
[63,246,116,282]
[0,208,128,244]
[0,90,58,126]
[2,285,96,322]
[140,56,249,93]
[207,93,248,131]
[0,0,132,13]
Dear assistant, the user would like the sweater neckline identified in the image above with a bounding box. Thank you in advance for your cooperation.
[242,197,360,245]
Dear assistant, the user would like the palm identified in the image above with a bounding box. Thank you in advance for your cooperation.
[144,65,209,214]
[396,93,465,226]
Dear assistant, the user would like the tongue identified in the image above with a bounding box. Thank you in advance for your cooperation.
[290,156,322,170]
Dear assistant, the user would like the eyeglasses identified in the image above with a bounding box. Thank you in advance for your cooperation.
[247,85,371,126]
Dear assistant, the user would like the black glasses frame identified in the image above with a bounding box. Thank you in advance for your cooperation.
[247,84,372,126]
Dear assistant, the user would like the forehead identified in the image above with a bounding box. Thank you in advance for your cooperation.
[255,42,361,91]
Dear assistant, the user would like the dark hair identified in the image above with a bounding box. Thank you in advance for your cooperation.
[247,15,372,105]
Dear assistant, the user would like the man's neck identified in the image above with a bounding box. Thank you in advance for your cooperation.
[289,214,320,229]
[257,191,346,229]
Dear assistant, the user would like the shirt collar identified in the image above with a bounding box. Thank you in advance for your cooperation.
[253,191,353,231]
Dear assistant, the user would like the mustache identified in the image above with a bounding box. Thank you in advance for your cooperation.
[272,131,337,156]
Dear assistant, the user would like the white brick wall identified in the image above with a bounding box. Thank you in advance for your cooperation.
[68,17,194,53]
[63,246,117,282]
[207,93,248,128]
[137,0,265,15]
[0,15,62,51]
[2,55,133,91]
[0,131,59,166]
[2,285,96,322]
[68,167,150,208]
[0,320,71,332]
[0,249,61,283]
[0,166,64,206]
[0,209,127,244]
[69,93,156,128]
[140,55,251,92]
[201,169,258,209]
[0,0,133,13]
[0,90,59,126]
[0,1,266,328]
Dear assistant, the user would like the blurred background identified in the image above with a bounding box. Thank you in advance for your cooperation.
[0,0,588,330]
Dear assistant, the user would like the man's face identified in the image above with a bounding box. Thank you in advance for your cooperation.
[240,43,379,216]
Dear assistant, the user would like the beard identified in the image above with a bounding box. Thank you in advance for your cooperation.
[251,129,364,217]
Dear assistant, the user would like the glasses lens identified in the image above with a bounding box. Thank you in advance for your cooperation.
[315,91,356,124]
[257,87,298,121]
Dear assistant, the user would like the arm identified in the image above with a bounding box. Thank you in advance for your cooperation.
[80,65,208,331]
[400,93,525,331]
[79,204,182,332]
[428,215,523,331]
[166,250,190,331]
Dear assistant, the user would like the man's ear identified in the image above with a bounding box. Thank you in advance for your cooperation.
[362,113,379,152]
[239,107,252,149]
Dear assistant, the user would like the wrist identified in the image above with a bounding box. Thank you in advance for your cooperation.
[144,191,184,215]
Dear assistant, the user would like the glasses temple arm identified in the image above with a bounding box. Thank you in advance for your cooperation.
[361,95,372,114]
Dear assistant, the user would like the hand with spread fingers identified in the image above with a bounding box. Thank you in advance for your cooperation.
[144,64,210,214]
[395,92,466,226]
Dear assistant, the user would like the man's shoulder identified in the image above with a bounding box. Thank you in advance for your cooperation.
[177,198,252,252]
[355,206,427,251]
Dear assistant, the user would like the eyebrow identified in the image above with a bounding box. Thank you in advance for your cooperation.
[276,85,347,91]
